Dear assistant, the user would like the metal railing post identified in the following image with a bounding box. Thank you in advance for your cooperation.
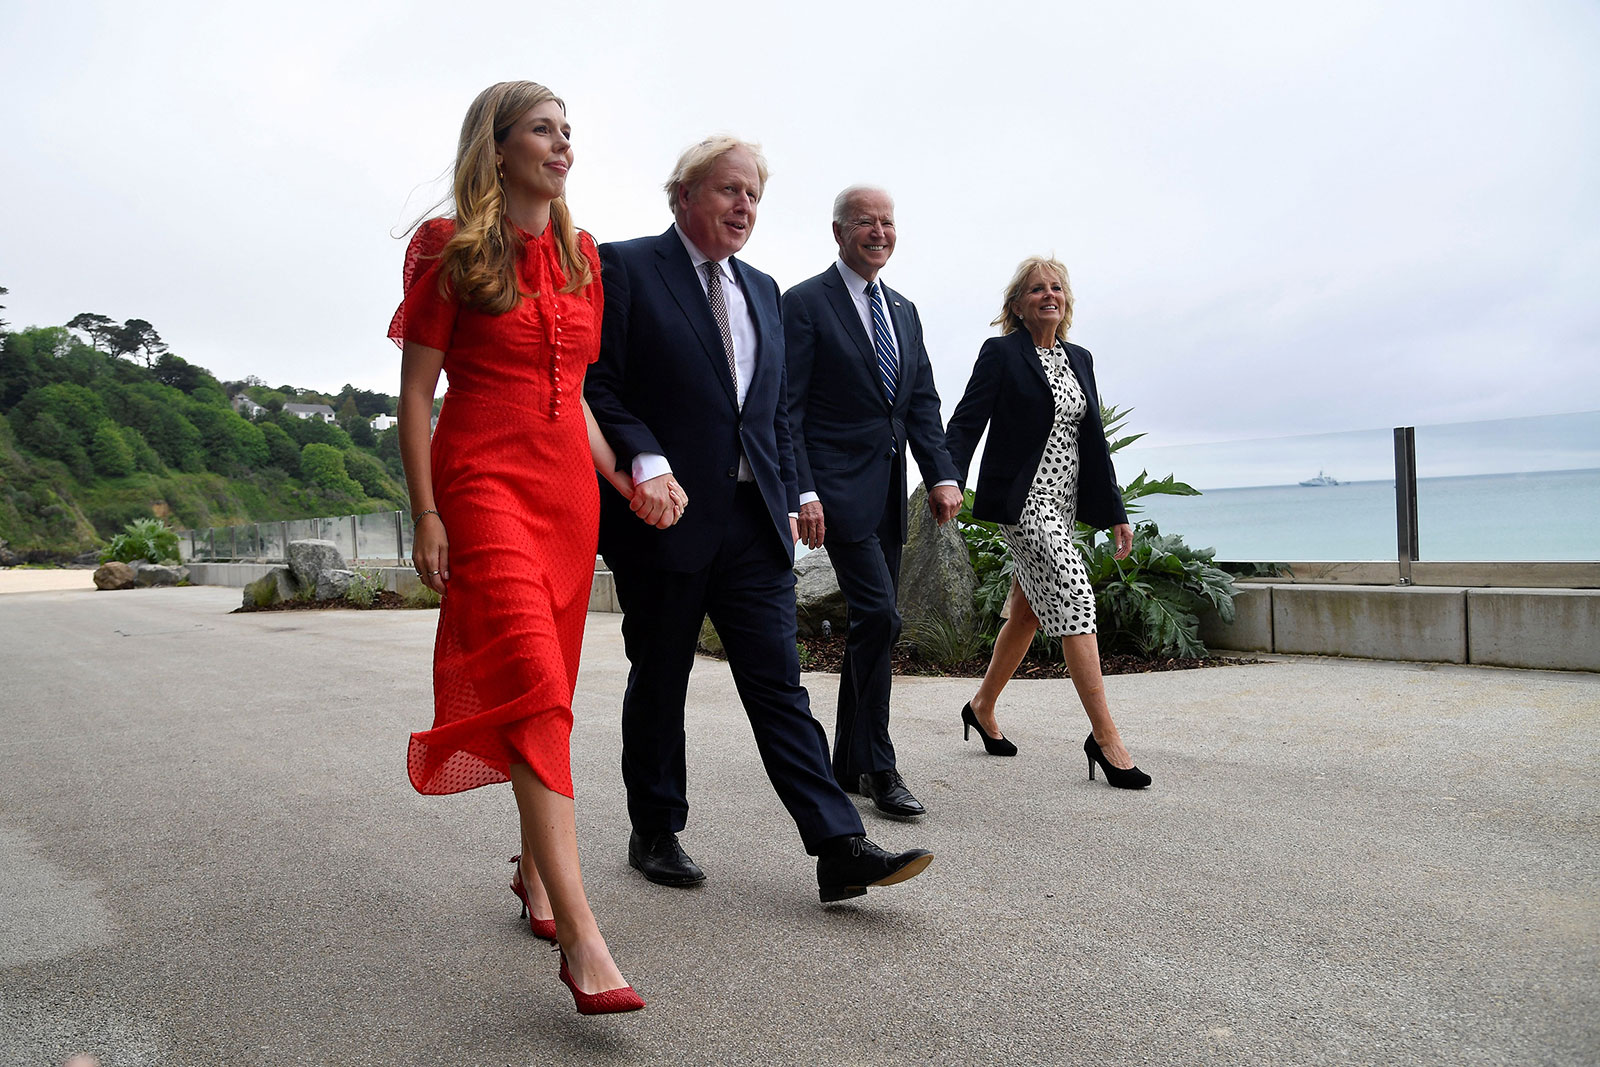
[395,510,404,566]
[1394,426,1418,585]
[351,514,359,562]
[280,520,289,561]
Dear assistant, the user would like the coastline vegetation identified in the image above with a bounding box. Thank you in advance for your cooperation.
[0,308,411,561]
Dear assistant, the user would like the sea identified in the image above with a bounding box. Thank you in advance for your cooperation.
[1130,468,1600,562]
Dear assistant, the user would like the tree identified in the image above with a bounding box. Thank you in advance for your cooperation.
[66,313,118,352]
[0,285,8,329]
[299,442,363,497]
[90,420,135,476]
[340,413,376,448]
[259,420,301,470]
[111,319,168,367]
[154,352,206,393]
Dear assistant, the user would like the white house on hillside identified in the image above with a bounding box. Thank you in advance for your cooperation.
[370,413,397,432]
[283,403,336,423]
[231,394,265,418]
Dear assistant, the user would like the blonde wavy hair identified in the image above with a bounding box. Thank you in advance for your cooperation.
[662,135,769,215]
[992,256,1074,341]
[440,80,592,313]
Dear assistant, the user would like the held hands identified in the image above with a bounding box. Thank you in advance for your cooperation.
[412,511,449,595]
[797,500,826,548]
[927,484,963,526]
[1111,522,1134,560]
[630,473,688,529]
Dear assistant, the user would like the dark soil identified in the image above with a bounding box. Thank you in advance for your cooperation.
[232,590,412,613]
[792,634,1262,678]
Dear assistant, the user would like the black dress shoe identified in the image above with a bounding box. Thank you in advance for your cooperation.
[858,769,927,820]
[816,835,934,903]
[627,831,706,887]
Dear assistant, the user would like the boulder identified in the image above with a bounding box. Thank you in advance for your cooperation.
[287,539,346,593]
[697,616,722,656]
[315,568,356,601]
[93,561,137,590]
[0,540,20,568]
[130,561,187,587]
[897,483,977,635]
[793,548,849,638]
[242,567,298,608]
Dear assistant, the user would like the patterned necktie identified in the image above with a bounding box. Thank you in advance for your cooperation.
[868,282,897,404]
[703,261,739,394]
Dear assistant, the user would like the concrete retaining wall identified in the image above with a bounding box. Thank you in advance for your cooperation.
[1203,583,1599,672]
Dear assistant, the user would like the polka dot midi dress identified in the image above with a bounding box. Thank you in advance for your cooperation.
[388,218,603,798]
[1000,342,1098,637]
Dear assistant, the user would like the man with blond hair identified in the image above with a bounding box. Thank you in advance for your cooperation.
[586,138,933,903]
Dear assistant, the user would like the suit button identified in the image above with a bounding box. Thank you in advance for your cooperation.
[726,467,737,478]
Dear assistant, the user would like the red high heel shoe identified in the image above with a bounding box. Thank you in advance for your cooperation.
[508,854,558,943]
[559,951,645,1016]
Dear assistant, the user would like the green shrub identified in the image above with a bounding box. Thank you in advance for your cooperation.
[900,616,987,668]
[101,517,179,564]
[402,583,441,609]
[345,567,384,608]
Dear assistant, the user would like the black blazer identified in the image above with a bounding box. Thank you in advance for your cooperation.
[585,227,799,572]
[944,332,1128,530]
[782,265,959,543]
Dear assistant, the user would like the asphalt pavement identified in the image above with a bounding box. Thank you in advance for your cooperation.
[1,583,1595,1066]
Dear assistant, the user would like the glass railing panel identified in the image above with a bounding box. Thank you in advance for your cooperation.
[1116,426,1396,561]
[1413,411,1600,562]
[355,511,405,563]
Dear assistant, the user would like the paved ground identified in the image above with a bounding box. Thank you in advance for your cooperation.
[1,582,1595,1067]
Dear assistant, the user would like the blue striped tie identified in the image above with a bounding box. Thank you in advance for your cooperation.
[868,282,897,404]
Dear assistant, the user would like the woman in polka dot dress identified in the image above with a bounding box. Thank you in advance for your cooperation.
[944,256,1150,789]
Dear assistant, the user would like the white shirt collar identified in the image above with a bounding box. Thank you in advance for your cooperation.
[834,258,882,296]
[676,222,735,279]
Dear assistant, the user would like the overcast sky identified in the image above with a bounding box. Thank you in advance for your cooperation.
[2,1,1596,467]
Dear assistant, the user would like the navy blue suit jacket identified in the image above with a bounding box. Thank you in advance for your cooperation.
[944,332,1129,530]
[782,265,959,544]
[586,227,799,572]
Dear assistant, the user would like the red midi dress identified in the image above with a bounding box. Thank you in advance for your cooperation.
[388,217,602,798]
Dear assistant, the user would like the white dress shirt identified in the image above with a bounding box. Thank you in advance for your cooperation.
[631,225,758,485]
[794,262,956,508]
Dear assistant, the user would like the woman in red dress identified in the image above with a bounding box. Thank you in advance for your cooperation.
[391,81,677,1015]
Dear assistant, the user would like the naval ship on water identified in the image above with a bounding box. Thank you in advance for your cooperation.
[1299,470,1342,487]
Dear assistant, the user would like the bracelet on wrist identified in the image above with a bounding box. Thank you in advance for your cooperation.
[413,509,441,528]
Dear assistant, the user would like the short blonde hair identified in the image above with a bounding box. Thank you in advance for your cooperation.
[663,136,769,213]
[992,256,1074,341]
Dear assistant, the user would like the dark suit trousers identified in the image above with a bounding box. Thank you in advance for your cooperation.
[823,475,904,780]
[608,483,864,855]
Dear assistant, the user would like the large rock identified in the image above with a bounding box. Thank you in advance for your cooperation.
[131,561,187,587]
[242,567,298,608]
[93,561,137,590]
[897,483,977,635]
[793,549,849,638]
[0,540,20,567]
[315,568,356,601]
[287,539,346,593]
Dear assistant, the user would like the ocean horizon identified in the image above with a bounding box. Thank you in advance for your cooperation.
[1129,467,1599,562]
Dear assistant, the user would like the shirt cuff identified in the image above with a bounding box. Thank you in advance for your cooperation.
[798,491,820,506]
[933,480,958,489]
[632,453,672,484]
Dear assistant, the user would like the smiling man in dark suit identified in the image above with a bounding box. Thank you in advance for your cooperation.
[782,186,963,820]
[584,140,932,903]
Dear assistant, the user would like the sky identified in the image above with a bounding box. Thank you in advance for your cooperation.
[2,0,1597,477]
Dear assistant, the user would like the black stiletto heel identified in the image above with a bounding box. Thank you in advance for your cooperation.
[1084,734,1151,789]
[961,703,1018,757]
